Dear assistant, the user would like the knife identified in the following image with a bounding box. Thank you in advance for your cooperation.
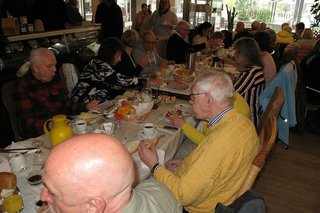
[156,125,178,130]
[0,147,36,153]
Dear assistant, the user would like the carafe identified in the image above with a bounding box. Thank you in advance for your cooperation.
[43,114,73,148]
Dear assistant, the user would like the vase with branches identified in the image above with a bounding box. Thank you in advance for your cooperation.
[311,0,320,36]
[226,4,237,32]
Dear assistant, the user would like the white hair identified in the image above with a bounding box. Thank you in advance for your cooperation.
[193,71,235,104]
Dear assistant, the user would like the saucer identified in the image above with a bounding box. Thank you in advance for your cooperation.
[138,129,158,140]
[73,128,87,135]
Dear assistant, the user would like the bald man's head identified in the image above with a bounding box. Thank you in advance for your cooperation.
[41,134,135,213]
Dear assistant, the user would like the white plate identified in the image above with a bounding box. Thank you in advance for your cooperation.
[175,103,193,116]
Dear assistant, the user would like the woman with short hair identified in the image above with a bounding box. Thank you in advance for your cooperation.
[113,29,148,90]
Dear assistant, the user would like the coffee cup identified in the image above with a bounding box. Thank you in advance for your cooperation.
[102,122,115,135]
[9,153,28,172]
[73,119,87,134]
[143,123,155,138]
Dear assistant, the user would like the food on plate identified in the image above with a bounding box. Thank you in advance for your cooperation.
[78,112,92,120]
[147,78,166,88]
[166,80,189,90]
[173,69,195,83]
[117,105,136,116]
[165,109,183,119]
[158,95,176,104]
[126,141,141,154]
[175,103,193,116]
[78,112,102,125]
[117,90,138,100]
[174,68,193,76]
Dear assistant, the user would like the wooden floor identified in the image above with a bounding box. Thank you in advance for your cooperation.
[254,131,320,213]
[175,130,320,213]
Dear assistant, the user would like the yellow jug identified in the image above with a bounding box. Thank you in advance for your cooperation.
[43,114,74,148]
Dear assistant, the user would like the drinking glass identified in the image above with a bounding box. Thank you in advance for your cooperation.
[3,190,24,213]
[32,140,45,166]
[135,114,145,127]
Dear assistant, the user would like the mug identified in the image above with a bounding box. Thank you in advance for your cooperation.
[9,153,28,172]
[143,123,155,138]
[73,119,87,134]
[102,122,115,135]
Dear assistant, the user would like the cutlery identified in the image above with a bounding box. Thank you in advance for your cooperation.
[156,125,178,130]
[0,147,37,153]
[92,104,115,115]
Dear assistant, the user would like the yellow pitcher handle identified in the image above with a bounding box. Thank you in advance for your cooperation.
[43,119,52,135]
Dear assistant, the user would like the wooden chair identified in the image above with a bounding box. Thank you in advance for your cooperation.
[155,38,168,59]
[257,86,285,135]
[1,80,22,142]
[238,116,278,196]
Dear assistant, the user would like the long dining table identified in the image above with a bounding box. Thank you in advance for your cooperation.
[0,98,188,212]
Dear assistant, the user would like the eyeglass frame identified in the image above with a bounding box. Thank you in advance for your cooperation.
[189,92,206,101]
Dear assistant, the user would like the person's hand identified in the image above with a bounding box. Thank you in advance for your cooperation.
[169,115,187,128]
[138,141,159,169]
[165,159,182,172]
[138,55,148,68]
[85,100,99,111]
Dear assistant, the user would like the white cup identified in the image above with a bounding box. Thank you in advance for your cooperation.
[143,123,155,138]
[9,153,28,172]
[73,119,87,134]
[102,122,115,135]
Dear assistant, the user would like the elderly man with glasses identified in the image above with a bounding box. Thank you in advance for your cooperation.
[138,71,259,213]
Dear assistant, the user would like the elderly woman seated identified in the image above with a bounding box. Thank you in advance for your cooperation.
[113,29,148,91]
[229,37,265,126]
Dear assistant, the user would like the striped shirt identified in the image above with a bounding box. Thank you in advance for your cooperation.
[233,66,265,126]
[208,105,234,127]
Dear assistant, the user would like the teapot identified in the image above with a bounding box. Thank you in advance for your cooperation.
[43,114,74,148]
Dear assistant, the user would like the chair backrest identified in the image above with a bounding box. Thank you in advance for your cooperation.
[1,80,22,141]
[257,86,285,135]
[238,116,278,196]
[59,63,79,97]
[155,38,168,59]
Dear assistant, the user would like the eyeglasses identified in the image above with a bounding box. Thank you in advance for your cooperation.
[189,92,206,101]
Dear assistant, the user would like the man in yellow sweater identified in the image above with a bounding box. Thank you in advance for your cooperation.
[168,92,251,145]
[138,71,259,213]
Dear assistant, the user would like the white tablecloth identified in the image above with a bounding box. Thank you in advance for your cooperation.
[0,100,187,212]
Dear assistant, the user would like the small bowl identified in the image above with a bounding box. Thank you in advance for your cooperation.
[26,171,42,185]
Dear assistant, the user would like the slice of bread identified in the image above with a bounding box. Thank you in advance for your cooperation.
[0,172,17,191]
